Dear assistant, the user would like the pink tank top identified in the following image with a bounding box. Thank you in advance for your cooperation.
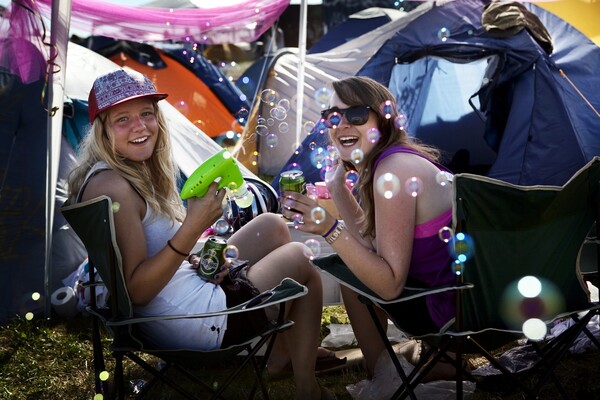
[374,146,455,328]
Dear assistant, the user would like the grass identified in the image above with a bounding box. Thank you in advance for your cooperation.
[1,307,599,399]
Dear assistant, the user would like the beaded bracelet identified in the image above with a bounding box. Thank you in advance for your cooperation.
[167,239,188,257]
[325,221,346,245]
[322,220,339,238]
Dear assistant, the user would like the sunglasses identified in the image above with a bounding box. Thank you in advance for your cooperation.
[320,105,371,127]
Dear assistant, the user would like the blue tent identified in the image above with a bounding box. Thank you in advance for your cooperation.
[274,0,600,188]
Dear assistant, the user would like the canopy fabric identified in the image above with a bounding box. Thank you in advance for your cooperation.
[36,0,290,44]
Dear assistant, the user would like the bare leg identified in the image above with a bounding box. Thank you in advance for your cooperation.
[229,213,324,399]
[341,285,387,377]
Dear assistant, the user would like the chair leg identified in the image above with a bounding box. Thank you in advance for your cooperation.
[113,351,125,400]
[91,317,109,396]
[358,295,418,400]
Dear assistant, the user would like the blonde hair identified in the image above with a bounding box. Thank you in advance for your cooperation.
[67,102,185,222]
[331,76,441,238]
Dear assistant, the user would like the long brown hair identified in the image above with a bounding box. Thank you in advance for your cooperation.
[331,76,441,238]
[67,102,185,222]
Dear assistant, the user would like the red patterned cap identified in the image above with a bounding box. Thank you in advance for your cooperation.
[88,68,168,123]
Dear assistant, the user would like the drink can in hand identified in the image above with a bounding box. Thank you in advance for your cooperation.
[197,236,227,280]
[279,170,306,195]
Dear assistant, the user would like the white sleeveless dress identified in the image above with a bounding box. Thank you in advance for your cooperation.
[81,162,227,350]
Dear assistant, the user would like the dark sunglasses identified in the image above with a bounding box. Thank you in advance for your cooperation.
[320,105,371,127]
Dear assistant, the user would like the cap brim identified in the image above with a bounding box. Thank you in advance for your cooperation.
[90,92,168,123]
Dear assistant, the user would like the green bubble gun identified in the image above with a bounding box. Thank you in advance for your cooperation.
[180,149,254,207]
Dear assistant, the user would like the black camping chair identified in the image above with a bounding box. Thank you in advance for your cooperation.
[313,157,600,400]
[61,195,308,400]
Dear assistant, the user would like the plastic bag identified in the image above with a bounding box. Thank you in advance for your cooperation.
[346,344,475,399]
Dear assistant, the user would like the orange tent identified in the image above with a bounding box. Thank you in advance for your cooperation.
[108,50,243,139]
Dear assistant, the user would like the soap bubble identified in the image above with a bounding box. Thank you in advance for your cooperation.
[448,232,474,262]
[278,98,291,111]
[438,227,454,243]
[270,105,287,120]
[522,318,547,341]
[351,149,364,164]
[438,27,451,42]
[304,120,316,134]
[266,133,278,148]
[291,142,303,155]
[367,128,381,144]
[174,99,189,116]
[500,276,565,330]
[278,121,289,133]
[380,100,394,119]
[292,213,304,229]
[260,89,278,106]
[376,173,400,199]
[235,107,249,123]
[436,171,453,186]
[310,207,327,224]
[326,112,342,128]
[310,147,327,169]
[345,170,359,188]
[314,87,333,108]
[451,260,464,276]
[303,239,321,260]
[394,114,408,130]
[256,124,269,136]
[405,176,423,197]
[223,245,239,262]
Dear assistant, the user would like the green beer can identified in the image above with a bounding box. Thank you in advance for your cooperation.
[197,236,227,280]
[279,170,306,195]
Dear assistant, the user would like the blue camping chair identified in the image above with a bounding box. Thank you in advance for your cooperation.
[313,157,600,399]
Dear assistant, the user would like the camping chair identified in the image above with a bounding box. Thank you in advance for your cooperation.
[61,195,308,400]
[313,157,600,400]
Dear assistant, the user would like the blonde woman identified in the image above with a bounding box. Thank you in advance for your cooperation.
[67,68,335,399]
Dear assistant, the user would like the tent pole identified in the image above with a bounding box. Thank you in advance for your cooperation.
[45,0,72,319]
[295,0,308,149]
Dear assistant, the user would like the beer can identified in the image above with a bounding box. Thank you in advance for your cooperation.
[197,236,227,280]
[279,170,306,195]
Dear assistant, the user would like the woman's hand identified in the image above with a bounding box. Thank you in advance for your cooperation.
[184,182,227,234]
[187,254,230,285]
[280,190,337,236]
[324,157,349,196]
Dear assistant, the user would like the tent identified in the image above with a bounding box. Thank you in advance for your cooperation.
[0,0,290,323]
[80,37,249,140]
[0,39,259,323]
[241,0,600,187]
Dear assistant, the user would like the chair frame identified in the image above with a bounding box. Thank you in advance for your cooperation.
[62,195,307,400]
[315,157,600,400]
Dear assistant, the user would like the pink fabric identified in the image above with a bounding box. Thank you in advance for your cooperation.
[36,0,290,44]
[0,0,47,84]
[414,209,452,239]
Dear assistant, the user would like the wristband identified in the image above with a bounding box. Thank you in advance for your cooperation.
[325,221,345,245]
[322,220,339,238]
[167,239,188,257]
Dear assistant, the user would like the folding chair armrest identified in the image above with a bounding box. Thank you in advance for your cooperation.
[105,278,307,327]
[313,253,473,305]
